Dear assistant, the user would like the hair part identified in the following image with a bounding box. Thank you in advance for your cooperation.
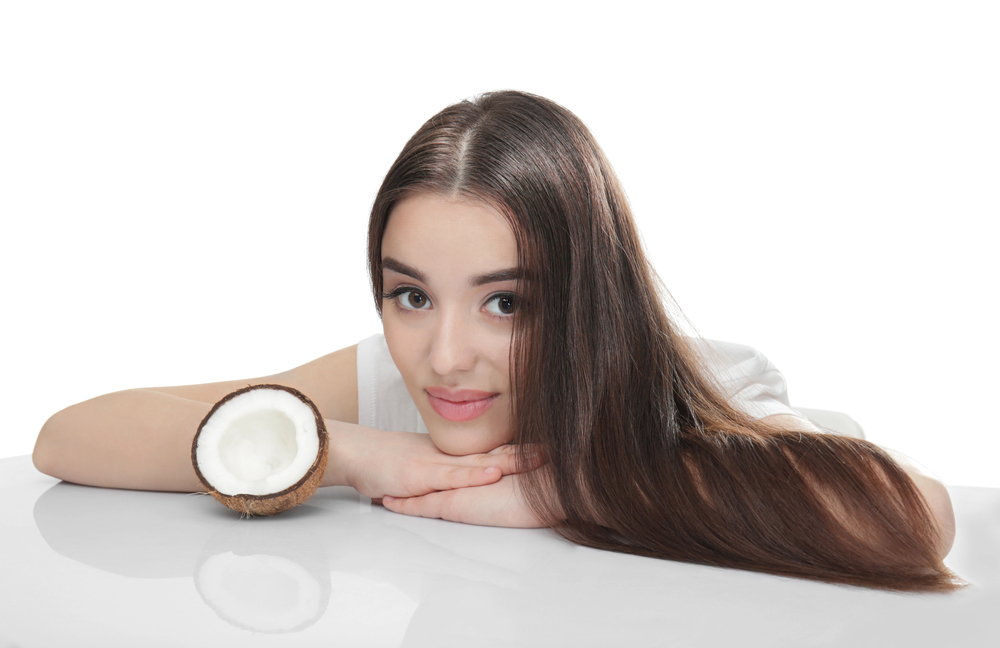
[367,90,963,592]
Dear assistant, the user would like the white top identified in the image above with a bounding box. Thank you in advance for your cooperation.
[356,333,802,433]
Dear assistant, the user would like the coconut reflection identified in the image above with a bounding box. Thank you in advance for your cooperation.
[194,520,331,633]
[32,482,339,634]
[31,480,528,640]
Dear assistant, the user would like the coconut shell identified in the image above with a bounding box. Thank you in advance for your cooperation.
[192,384,328,516]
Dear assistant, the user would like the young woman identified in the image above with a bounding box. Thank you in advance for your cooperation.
[33,90,961,592]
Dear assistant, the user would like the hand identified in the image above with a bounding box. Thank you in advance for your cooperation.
[332,422,537,501]
[380,468,557,528]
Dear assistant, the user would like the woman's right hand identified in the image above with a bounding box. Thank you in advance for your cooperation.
[329,421,534,500]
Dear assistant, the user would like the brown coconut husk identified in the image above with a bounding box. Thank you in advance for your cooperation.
[192,384,329,516]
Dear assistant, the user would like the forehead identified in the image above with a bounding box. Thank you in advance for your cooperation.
[382,193,517,276]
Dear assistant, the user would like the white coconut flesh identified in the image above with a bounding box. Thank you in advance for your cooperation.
[195,389,320,496]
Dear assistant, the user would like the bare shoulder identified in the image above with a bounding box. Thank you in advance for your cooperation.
[147,345,359,424]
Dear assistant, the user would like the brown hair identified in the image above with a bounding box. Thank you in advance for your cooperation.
[367,91,962,592]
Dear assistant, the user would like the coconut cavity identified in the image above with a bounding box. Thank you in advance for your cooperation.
[218,409,299,485]
[193,384,328,516]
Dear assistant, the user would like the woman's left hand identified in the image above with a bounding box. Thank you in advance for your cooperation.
[380,470,554,528]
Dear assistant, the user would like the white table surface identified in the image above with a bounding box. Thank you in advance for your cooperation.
[1,455,997,647]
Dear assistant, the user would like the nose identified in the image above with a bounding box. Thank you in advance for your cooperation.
[428,308,477,377]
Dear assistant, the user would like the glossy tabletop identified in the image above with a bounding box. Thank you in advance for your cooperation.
[1,455,997,647]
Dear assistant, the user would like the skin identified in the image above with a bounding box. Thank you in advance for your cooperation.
[379,193,518,456]
[376,192,549,527]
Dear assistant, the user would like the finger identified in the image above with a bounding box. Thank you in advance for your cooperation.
[426,464,503,492]
[383,491,456,522]
[480,449,518,476]
[442,445,518,475]
[518,445,548,472]
[482,444,547,474]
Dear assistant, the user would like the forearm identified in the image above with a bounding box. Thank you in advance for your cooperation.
[320,419,360,489]
[34,389,358,493]
[35,388,527,516]
[33,389,215,492]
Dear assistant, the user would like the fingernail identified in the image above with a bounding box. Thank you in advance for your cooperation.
[383,495,395,502]
[485,466,496,474]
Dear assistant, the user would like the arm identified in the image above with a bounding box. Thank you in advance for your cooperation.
[764,413,956,559]
[35,388,221,492]
[382,470,553,528]
[878,448,956,558]
[33,345,359,491]
[33,345,523,496]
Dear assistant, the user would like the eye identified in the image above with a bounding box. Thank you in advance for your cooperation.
[384,287,431,311]
[484,293,516,317]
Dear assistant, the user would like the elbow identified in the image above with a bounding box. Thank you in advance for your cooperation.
[884,449,956,560]
[33,417,57,478]
[33,413,68,481]
[904,469,956,559]
[922,477,957,559]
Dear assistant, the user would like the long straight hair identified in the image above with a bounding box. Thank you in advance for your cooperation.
[367,91,962,592]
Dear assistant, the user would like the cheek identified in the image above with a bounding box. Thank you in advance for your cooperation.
[484,334,512,385]
[382,317,422,377]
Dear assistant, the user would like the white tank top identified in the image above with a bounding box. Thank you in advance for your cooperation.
[356,333,802,433]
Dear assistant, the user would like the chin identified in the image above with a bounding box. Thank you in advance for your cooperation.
[428,426,509,456]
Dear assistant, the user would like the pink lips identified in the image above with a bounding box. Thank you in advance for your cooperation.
[425,387,499,422]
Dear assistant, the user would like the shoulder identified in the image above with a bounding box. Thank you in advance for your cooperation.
[689,338,782,388]
[689,337,802,419]
[691,338,771,369]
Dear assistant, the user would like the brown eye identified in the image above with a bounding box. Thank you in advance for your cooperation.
[485,293,516,317]
[396,290,427,310]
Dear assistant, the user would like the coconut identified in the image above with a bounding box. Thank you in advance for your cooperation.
[192,384,328,516]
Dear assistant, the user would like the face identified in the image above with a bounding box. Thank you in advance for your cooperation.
[380,192,519,455]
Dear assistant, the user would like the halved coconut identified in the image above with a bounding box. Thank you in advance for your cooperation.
[192,384,328,516]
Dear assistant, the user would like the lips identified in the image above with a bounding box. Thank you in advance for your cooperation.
[425,387,499,422]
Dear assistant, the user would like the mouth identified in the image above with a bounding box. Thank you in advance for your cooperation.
[425,390,499,422]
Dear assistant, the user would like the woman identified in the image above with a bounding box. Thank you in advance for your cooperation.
[33,90,961,592]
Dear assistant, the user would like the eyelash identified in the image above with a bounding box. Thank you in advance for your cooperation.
[381,286,517,321]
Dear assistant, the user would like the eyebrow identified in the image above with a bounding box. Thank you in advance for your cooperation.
[382,257,522,287]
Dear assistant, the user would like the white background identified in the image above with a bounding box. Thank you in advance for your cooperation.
[1,1,996,487]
